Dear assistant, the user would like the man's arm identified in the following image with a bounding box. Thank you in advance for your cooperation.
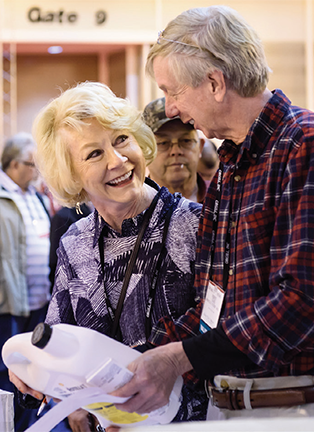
[112,327,253,414]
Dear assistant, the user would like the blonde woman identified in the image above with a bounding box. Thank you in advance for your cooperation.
[10,82,208,430]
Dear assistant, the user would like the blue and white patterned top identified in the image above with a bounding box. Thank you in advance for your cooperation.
[46,182,207,421]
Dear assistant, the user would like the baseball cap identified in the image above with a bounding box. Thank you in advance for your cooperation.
[143,97,180,133]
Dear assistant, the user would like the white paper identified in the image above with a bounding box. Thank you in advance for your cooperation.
[25,388,129,432]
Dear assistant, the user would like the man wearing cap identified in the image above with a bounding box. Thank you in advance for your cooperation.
[143,97,207,203]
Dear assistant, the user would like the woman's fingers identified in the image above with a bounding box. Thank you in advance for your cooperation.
[8,369,43,400]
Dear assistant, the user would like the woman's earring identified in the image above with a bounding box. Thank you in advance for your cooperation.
[75,202,83,215]
[75,194,83,215]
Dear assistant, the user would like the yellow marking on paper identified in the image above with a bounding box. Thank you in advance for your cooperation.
[85,402,148,424]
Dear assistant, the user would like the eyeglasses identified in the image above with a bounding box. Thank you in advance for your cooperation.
[157,31,199,49]
[156,138,198,153]
[20,161,36,168]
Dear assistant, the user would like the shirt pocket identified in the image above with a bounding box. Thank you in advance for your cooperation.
[242,206,277,242]
[236,207,278,296]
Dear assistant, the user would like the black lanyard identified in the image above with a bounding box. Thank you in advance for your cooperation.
[209,162,235,291]
[144,194,178,338]
[98,192,176,341]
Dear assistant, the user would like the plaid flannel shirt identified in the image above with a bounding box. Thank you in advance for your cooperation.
[153,89,314,380]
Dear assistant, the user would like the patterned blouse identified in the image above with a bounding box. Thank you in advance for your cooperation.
[46,181,208,421]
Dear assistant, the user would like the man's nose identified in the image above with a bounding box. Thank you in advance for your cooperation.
[165,98,179,119]
[169,140,183,154]
[32,170,39,181]
[171,139,181,152]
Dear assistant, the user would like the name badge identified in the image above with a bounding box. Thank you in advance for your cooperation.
[200,280,225,333]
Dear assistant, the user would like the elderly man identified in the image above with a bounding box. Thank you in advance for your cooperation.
[112,5,314,421]
[143,97,206,202]
[0,132,51,430]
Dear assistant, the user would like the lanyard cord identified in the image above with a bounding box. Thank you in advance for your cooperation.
[98,192,159,341]
[209,162,235,292]
[144,193,178,339]
[222,174,234,290]
[209,162,223,280]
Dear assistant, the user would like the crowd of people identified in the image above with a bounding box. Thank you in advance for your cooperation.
[1,4,314,432]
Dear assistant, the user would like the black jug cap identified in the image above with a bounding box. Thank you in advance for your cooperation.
[31,322,52,349]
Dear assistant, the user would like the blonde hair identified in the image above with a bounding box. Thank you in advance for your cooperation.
[146,5,270,97]
[33,82,156,207]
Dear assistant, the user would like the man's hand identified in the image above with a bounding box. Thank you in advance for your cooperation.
[8,369,43,400]
[111,342,192,414]
[67,409,95,432]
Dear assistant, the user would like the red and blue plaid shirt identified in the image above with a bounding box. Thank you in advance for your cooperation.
[151,89,314,380]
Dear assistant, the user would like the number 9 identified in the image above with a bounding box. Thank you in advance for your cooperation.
[96,10,106,25]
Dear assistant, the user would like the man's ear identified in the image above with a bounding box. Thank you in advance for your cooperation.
[207,70,226,102]
[9,159,20,170]
[199,138,205,156]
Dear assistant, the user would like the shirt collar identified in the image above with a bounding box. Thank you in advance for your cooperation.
[218,89,291,168]
[197,172,208,203]
[0,169,20,193]
[0,169,36,195]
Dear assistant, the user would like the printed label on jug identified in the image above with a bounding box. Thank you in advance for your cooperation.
[86,358,133,393]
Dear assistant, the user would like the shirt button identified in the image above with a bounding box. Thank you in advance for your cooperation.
[252,153,257,158]
[234,175,241,182]
[229,269,233,276]
[231,221,236,228]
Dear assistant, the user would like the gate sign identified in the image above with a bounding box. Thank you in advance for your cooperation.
[27,7,107,25]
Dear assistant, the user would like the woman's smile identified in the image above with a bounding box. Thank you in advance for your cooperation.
[107,170,133,187]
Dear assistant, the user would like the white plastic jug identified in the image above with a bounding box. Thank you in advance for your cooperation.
[2,323,183,429]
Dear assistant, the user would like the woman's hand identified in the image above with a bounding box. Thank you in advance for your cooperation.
[8,369,43,400]
[67,409,96,432]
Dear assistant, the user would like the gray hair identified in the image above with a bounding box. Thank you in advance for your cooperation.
[1,132,35,172]
[146,5,270,97]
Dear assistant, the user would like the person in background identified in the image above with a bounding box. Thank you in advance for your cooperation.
[49,203,92,287]
[197,138,219,187]
[110,4,314,422]
[0,132,51,431]
[33,174,62,217]
[143,97,206,203]
[9,82,208,430]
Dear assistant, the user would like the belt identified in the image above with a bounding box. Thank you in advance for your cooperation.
[209,385,314,410]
